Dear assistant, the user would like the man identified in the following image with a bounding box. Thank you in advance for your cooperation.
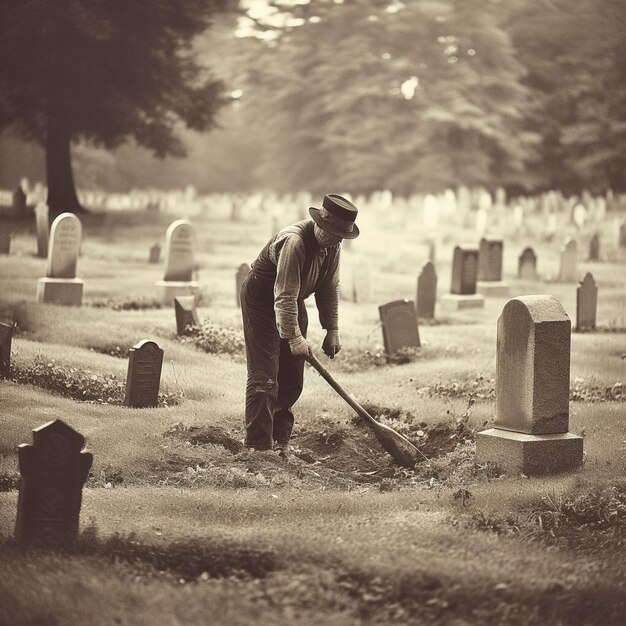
[240,194,360,454]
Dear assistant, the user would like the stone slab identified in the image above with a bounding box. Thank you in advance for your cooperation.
[36,278,83,306]
[440,293,485,311]
[475,428,583,475]
[155,280,200,306]
[476,281,510,297]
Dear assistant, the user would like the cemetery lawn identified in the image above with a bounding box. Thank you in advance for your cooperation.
[1,210,625,624]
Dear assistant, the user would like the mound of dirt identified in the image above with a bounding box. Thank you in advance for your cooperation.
[165,423,244,453]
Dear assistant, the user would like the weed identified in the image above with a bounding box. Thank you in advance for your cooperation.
[180,322,245,358]
[88,296,163,311]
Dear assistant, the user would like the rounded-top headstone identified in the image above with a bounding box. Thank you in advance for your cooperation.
[47,212,82,279]
[163,219,195,282]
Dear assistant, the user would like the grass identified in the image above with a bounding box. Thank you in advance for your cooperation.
[0,206,625,624]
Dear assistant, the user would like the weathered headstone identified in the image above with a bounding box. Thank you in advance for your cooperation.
[35,202,49,258]
[588,234,600,261]
[12,186,27,220]
[149,243,161,264]
[476,296,583,475]
[518,247,538,280]
[155,220,199,304]
[576,273,598,332]
[124,340,164,408]
[0,229,10,255]
[379,299,421,356]
[558,237,578,283]
[236,263,251,307]
[174,296,200,335]
[416,261,437,319]
[441,246,485,311]
[0,321,15,378]
[36,212,84,306]
[477,237,509,297]
[15,419,93,547]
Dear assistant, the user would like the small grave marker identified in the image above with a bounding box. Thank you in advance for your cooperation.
[15,420,93,547]
[12,186,27,220]
[0,321,16,378]
[451,246,478,295]
[558,237,578,282]
[149,243,161,264]
[477,238,503,282]
[416,261,437,319]
[379,299,421,357]
[588,234,600,261]
[576,273,598,331]
[124,340,164,408]
[0,229,10,255]
[236,263,251,307]
[174,296,200,335]
[518,247,537,280]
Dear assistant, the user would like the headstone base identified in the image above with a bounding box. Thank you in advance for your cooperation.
[476,281,510,297]
[37,278,84,306]
[476,428,583,476]
[156,280,200,306]
[440,294,485,311]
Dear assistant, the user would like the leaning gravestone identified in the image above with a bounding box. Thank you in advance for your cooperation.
[0,321,15,378]
[236,263,250,307]
[125,340,164,408]
[476,296,583,475]
[36,212,84,306]
[174,296,200,335]
[477,237,509,297]
[576,273,598,332]
[15,419,93,547]
[588,234,600,261]
[0,229,10,255]
[149,243,161,264]
[379,299,421,357]
[35,202,49,258]
[518,247,538,280]
[558,237,578,283]
[155,220,199,305]
[416,261,437,320]
[440,245,485,311]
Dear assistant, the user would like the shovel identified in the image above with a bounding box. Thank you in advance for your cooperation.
[306,351,420,468]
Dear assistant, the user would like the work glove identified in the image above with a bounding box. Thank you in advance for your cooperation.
[322,329,341,360]
[288,335,312,357]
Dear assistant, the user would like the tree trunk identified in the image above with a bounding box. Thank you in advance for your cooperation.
[46,111,84,218]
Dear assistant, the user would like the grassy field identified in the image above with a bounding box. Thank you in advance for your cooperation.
[0,205,625,625]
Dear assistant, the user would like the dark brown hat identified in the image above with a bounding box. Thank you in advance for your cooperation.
[309,194,360,239]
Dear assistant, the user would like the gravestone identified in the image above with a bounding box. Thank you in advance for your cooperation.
[518,247,538,280]
[476,296,583,475]
[576,273,598,332]
[149,243,161,264]
[558,237,578,283]
[477,237,509,297]
[35,202,49,258]
[125,340,164,408]
[0,321,15,378]
[236,263,251,307]
[427,237,436,263]
[36,212,84,306]
[441,246,485,311]
[416,261,437,319]
[155,220,199,304]
[174,296,200,335]
[12,186,27,220]
[352,263,371,303]
[15,420,93,547]
[0,229,10,255]
[620,221,626,247]
[379,299,421,356]
[588,234,600,261]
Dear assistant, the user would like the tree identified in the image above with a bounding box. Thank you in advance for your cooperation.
[0,0,227,216]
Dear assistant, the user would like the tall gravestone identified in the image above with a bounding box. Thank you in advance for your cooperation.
[416,261,437,320]
[236,263,251,307]
[35,202,49,258]
[576,273,598,332]
[125,340,164,408]
[174,296,200,335]
[15,420,93,547]
[0,321,15,378]
[476,296,583,475]
[518,247,538,280]
[379,299,421,357]
[588,234,600,261]
[36,212,84,306]
[477,237,509,297]
[558,237,578,283]
[440,245,485,311]
[155,220,199,305]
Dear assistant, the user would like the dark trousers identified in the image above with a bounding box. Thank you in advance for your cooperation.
[241,272,308,450]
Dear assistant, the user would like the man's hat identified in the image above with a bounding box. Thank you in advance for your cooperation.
[309,194,360,239]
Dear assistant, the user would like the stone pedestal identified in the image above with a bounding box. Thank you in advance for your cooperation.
[37,278,84,306]
[156,280,200,306]
[476,429,583,475]
[440,293,485,311]
[476,281,510,297]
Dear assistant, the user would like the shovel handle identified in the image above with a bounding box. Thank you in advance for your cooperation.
[305,352,376,427]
